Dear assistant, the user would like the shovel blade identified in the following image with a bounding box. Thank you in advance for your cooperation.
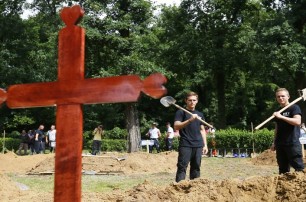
[160,96,176,107]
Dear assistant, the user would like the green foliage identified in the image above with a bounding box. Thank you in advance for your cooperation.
[104,127,128,139]
[5,115,35,129]
[101,139,127,152]
[9,130,21,139]
[207,128,274,152]
[0,137,20,152]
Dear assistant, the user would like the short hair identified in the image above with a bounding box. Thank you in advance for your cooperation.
[185,91,198,100]
[275,88,290,96]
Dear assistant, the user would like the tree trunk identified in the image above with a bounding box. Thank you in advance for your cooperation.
[125,103,141,152]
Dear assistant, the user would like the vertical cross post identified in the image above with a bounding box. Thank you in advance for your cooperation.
[54,6,85,201]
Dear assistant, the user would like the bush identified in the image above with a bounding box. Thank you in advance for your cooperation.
[104,127,127,139]
[101,139,127,152]
[0,137,20,152]
[207,128,274,152]
[83,128,274,153]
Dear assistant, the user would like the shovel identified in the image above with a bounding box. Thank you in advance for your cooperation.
[255,88,306,130]
[160,96,214,128]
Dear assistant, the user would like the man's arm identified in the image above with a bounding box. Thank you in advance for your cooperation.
[174,114,199,131]
[273,112,301,126]
[271,123,278,151]
[200,125,208,154]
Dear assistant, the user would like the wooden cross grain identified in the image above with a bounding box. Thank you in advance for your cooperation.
[0,5,167,202]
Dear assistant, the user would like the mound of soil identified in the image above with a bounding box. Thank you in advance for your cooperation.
[100,171,306,202]
[24,151,178,174]
[1,150,306,201]
[251,149,277,166]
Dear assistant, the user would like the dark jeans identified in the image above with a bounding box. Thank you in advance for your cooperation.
[92,140,101,155]
[166,138,173,151]
[149,138,160,153]
[176,146,203,182]
[34,141,42,154]
[28,142,35,154]
[276,144,304,174]
[41,142,46,154]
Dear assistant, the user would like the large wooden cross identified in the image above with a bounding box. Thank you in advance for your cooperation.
[0,5,166,202]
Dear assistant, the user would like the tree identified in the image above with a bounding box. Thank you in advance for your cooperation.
[82,0,169,151]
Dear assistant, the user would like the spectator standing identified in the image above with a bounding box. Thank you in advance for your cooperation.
[27,130,35,155]
[270,88,304,174]
[17,130,29,155]
[41,131,48,154]
[174,91,208,182]
[165,122,174,151]
[47,125,56,153]
[91,125,103,155]
[34,125,45,154]
[146,122,161,153]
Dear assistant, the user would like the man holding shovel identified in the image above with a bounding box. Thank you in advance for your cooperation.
[271,88,304,174]
[174,91,208,182]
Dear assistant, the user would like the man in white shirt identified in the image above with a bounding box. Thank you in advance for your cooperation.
[146,122,161,153]
[47,125,56,153]
[165,122,174,151]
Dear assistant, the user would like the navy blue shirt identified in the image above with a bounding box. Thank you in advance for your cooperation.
[174,109,204,147]
[35,129,44,142]
[274,104,301,146]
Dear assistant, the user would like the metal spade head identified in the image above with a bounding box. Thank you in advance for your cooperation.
[160,96,176,107]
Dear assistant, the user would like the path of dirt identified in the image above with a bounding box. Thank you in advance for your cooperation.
[1,150,306,202]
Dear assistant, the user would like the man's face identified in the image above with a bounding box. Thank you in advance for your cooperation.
[275,90,289,106]
[185,95,198,109]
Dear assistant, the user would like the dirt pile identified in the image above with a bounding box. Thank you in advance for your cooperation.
[251,149,277,166]
[26,151,178,174]
[1,150,305,201]
[101,172,306,202]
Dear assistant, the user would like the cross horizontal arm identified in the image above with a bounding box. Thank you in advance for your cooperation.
[6,73,167,108]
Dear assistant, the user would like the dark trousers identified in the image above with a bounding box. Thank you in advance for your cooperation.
[276,144,304,174]
[166,138,173,151]
[92,140,101,155]
[34,141,42,154]
[176,146,203,183]
[149,138,160,153]
[28,142,35,154]
[18,143,28,155]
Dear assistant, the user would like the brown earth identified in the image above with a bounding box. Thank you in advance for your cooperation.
[1,150,306,202]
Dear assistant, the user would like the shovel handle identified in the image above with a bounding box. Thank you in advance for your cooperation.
[173,103,214,128]
[255,96,303,130]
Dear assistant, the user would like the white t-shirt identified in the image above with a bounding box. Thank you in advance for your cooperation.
[148,128,160,139]
[167,126,174,139]
[48,130,56,141]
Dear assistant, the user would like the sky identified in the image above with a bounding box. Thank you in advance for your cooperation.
[22,0,182,19]
[154,0,181,6]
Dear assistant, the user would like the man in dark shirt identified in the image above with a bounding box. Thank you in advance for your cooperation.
[174,91,208,182]
[271,88,304,174]
[34,124,45,154]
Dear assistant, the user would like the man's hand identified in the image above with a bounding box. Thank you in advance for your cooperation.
[202,145,208,154]
[273,112,283,119]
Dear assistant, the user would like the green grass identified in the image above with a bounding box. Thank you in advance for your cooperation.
[9,157,278,194]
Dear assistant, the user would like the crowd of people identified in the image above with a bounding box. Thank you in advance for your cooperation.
[17,124,56,155]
